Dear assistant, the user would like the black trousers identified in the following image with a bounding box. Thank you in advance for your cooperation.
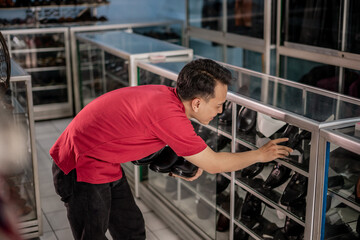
[52,163,146,240]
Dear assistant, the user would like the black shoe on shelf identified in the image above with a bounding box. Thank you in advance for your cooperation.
[148,146,179,173]
[216,174,230,195]
[263,163,292,190]
[238,107,257,133]
[240,193,262,222]
[280,172,308,207]
[241,163,265,179]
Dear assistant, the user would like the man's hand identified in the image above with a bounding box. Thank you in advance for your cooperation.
[256,138,293,163]
[169,168,203,181]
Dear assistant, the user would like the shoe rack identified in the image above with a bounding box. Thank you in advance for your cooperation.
[5,60,41,239]
[0,1,109,27]
[133,58,360,240]
[315,119,360,239]
[2,28,73,120]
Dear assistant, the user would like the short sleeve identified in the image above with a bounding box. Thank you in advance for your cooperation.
[149,116,207,157]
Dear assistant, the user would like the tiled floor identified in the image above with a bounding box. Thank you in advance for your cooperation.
[34,118,181,240]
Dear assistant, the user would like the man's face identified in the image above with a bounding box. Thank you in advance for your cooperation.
[194,82,228,125]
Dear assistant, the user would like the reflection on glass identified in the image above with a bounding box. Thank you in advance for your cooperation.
[138,69,176,87]
[284,0,342,50]
[78,43,129,108]
[188,0,223,31]
[189,38,223,61]
[346,0,360,54]
[227,0,264,39]
[132,25,182,45]
[343,68,360,99]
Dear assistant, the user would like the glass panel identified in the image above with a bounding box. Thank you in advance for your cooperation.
[148,170,217,239]
[132,25,182,45]
[31,69,67,88]
[7,79,37,222]
[325,144,360,239]
[189,37,223,61]
[138,68,176,87]
[334,126,360,141]
[284,0,342,50]
[188,0,223,31]
[343,68,360,99]
[78,31,186,55]
[78,42,129,108]
[226,47,263,72]
[9,33,65,50]
[33,88,68,105]
[227,0,264,39]
[345,0,360,54]
[11,51,66,69]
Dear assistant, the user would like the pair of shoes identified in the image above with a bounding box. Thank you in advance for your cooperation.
[216,192,243,232]
[147,146,199,178]
[131,149,163,166]
[280,172,308,207]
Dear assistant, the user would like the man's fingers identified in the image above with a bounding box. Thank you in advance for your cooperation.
[271,138,289,144]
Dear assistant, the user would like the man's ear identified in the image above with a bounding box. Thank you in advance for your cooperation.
[191,98,201,112]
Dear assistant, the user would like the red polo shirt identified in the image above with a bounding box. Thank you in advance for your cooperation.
[50,85,207,184]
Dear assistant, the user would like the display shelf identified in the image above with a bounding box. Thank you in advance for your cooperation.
[316,120,360,240]
[6,60,42,239]
[2,27,72,120]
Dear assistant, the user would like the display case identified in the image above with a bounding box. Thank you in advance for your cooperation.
[69,17,184,114]
[315,119,360,239]
[74,30,193,113]
[6,60,41,239]
[134,58,360,240]
[2,27,72,120]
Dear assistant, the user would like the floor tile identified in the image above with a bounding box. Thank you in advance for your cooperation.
[143,212,168,231]
[38,231,57,240]
[41,212,53,233]
[45,210,70,231]
[41,195,66,214]
[54,228,73,240]
[153,228,181,240]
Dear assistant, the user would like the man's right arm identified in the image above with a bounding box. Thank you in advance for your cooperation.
[184,138,293,174]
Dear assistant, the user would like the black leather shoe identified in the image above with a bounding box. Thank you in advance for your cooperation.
[238,107,257,133]
[149,146,179,173]
[263,163,292,190]
[241,193,262,222]
[132,150,161,165]
[241,163,265,179]
[206,133,231,151]
[280,172,308,207]
[171,157,198,178]
[216,174,230,195]
[218,101,233,126]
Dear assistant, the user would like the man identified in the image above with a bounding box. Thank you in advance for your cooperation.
[50,58,292,240]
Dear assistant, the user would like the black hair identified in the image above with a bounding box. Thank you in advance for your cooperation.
[176,58,232,101]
